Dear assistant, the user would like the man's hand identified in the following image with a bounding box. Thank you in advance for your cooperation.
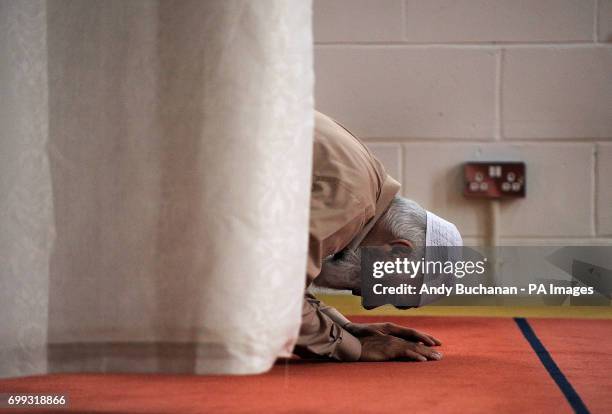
[358,335,442,362]
[346,322,442,347]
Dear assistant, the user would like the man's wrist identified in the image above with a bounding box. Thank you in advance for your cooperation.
[333,327,362,362]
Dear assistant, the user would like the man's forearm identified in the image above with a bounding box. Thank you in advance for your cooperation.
[296,294,361,361]
[304,291,352,327]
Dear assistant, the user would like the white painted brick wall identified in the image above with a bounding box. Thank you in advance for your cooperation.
[600,0,612,42]
[315,47,497,138]
[503,47,612,138]
[400,143,594,238]
[313,0,404,42]
[314,0,612,243]
[404,0,596,43]
[367,143,403,179]
[597,144,612,235]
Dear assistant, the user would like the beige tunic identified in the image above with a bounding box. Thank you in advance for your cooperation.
[294,112,400,361]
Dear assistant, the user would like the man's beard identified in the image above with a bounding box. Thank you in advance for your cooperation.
[313,248,362,291]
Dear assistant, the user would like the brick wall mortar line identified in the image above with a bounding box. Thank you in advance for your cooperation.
[594,144,599,235]
[315,42,612,49]
[495,49,504,141]
[594,0,600,42]
[361,138,611,143]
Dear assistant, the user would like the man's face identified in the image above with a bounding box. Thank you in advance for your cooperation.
[319,239,420,296]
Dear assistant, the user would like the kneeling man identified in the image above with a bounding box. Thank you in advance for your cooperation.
[295,112,462,362]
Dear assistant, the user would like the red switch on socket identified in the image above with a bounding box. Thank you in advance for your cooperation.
[464,162,526,199]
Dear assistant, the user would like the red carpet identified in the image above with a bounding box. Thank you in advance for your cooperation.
[1,316,610,413]
[528,318,612,414]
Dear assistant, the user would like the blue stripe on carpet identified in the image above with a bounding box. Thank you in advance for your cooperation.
[514,317,589,414]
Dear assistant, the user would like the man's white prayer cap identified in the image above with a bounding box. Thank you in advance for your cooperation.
[419,211,463,306]
[425,210,463,248]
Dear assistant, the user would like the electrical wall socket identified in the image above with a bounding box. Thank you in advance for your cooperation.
[464,162,526,199]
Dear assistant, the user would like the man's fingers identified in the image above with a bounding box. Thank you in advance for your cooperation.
[386,324,420,340]
[389,336,427,362]
[428,335,442,346]
[397,338,442,361]
[403,342,443,361]
[387,324,441,346]
[360,334,442,362]
[412,332,436,346]
[412,343,443,361]
[416,332,442,346]
[403,349,427,362]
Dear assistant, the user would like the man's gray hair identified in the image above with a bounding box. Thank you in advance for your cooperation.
[313,196,427,291]
[379,196,427,257]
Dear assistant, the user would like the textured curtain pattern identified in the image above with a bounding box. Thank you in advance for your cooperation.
[0,0,313,377]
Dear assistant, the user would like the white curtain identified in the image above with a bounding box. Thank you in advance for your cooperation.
[0,0,313,377]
